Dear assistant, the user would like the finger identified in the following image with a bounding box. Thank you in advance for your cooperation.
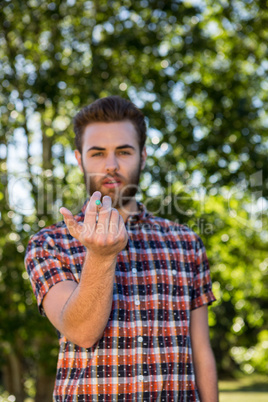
[60,207,81,239]
[108,209,120,235]
[118,214,127,238]
[117,215,128,246]
[84,191,102,228]
[95,200,103,210]
[97,196,112,232]
[95,201,103,223]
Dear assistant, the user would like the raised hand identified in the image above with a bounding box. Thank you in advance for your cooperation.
[60,191,128,259]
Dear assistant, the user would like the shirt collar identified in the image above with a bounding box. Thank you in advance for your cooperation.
[80,198,152,223]
[126,201,152,223]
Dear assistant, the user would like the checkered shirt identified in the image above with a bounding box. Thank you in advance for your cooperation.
[25,200,216,402]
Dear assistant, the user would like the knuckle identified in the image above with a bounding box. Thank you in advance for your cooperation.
[87,203,97,212]
[86,207,97,215]
[111,208,119,216]
[106,235,115,245]
[98,209,107,217]
[100,205,112,213]
[82,230,93,241]
[95,237,106,247]
[95,222,105,234]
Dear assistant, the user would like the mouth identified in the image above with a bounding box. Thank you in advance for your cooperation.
[102,178,122,188]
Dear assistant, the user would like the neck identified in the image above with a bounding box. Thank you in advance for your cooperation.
[117,198,139,223]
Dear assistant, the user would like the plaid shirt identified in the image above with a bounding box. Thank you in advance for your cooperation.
[25,200,216,402]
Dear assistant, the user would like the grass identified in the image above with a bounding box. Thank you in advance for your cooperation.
[219,374,268,402]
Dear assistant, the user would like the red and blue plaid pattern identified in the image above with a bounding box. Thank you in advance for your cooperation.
[25,200,216,401]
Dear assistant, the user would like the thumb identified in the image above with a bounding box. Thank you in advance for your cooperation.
[60,207,80,239]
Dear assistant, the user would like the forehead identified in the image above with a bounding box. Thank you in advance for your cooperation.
[82,120,139,149]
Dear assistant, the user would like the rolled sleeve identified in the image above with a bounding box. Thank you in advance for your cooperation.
[25,232,77,316]
[190,234,216,310]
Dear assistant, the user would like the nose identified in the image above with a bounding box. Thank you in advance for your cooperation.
[105,153,119,173]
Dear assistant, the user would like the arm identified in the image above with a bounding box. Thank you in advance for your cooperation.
[190,305,218,402]
[42,191,128,348]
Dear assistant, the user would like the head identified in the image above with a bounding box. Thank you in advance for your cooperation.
[74,95,147,156]
[73,96,147,210]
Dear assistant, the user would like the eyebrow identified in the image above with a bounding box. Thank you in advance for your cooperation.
[86,144,136,152]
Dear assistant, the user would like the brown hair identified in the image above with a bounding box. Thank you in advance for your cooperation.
[73,96,147,154]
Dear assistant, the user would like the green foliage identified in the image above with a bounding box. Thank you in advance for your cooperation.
[0,0,267,400]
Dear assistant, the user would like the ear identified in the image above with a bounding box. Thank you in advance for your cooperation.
[74,150,84,174]
[140,146,147,170]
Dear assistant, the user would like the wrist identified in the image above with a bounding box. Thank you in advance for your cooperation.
[84,249,117,267]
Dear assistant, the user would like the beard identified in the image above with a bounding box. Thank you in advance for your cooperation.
[81,160,142,210]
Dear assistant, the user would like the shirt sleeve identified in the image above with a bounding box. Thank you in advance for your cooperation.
[24,231,77,316]
[190,233,216,310]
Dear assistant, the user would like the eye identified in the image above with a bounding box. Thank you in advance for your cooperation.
[91,152,103,157]
[119,151,131,155]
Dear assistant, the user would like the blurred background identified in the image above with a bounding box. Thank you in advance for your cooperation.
[0,0,267,401]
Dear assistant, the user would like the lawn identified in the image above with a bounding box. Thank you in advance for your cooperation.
[219,374,268,402]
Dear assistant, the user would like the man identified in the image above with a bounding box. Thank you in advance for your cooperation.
[25,96,218,401]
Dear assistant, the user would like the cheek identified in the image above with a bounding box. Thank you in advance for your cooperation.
[124,160,141,175]
[125,155,141,166]
[82,157,99,170]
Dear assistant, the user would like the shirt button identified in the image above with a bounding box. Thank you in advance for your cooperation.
[135,299,140,306]
[132,268,137,273]
[138,375,144,381]
[138,336,143,343]
[172,269,177,275]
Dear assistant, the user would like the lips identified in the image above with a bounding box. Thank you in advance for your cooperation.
[102,177,122,188]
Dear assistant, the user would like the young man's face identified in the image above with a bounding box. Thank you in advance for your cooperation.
[75,120,147,209]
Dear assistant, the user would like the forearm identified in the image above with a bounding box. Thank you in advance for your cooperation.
[194,347,218,402]
[60,252,116,348]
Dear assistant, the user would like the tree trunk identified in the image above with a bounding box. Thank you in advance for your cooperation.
[2,349,25,402]
[35,364,55,402]
[42,130,53,171]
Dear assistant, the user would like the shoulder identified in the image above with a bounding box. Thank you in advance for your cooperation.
[26,209,84,250]
[25,218,79,263]
[144,213,203,244]
[26,221,67,250]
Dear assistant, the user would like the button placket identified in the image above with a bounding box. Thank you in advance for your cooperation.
[134,298,140,306]
[127,232,145,388]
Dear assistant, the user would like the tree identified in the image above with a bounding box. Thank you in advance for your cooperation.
[0,0,267,399]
